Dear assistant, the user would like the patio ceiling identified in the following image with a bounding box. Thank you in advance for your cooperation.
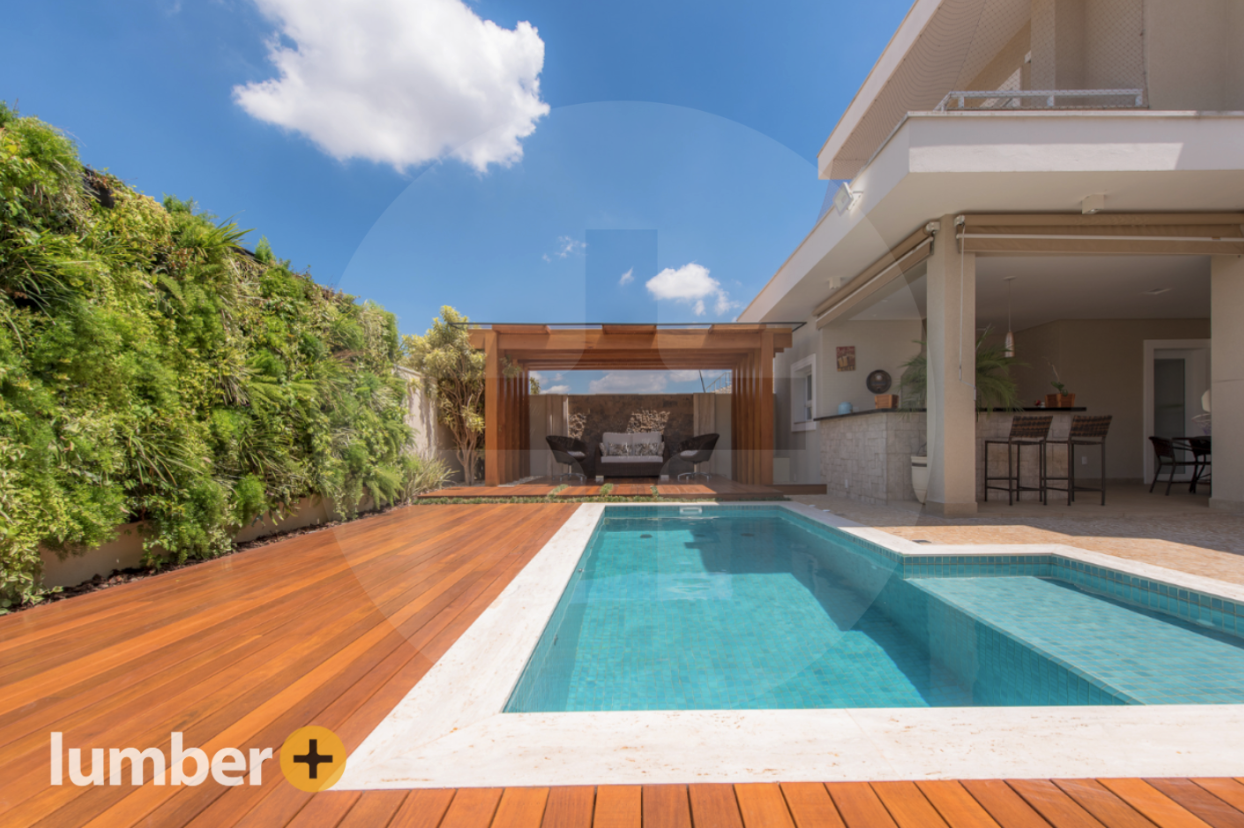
[468,324,795,487]
[813,213,1241,328]
[846,254,1212,331]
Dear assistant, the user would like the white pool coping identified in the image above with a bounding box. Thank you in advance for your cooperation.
[337,501,1244,789]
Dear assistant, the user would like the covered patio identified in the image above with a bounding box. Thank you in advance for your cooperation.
[767,212,1244,517]
[468,324,796,487]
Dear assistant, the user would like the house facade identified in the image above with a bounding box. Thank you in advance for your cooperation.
[738,0,1244,515]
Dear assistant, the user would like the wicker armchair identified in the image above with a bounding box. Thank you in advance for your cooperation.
[546,435,592,482]
[676,433,720,481]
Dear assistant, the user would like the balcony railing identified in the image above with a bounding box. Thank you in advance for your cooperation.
[934,89,1145,112]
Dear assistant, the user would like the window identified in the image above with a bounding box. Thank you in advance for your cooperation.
[791,355,816,432]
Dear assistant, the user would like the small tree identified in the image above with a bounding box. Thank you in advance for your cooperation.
[402,307,518,485]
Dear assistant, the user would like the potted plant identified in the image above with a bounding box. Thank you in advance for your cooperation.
[910,443,929,504]
[898,328,1023,413]
[1046,364,1076,408]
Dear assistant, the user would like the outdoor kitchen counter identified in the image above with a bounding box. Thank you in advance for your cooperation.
[816,409,1089,504]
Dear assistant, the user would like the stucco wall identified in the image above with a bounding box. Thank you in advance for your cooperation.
[398,368,462,480]
[773,321,823,484]
[1010,318,1211,480]
[1211,255,1244,512]
[1145,0,1244,111]
[818,319,924,415]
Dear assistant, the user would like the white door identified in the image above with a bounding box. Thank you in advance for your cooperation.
[1143,341,1211,483]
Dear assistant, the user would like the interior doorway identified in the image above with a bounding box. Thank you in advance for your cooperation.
[1143,339,1211,483]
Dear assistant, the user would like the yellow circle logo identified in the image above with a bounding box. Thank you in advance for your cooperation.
[280,726,346,792]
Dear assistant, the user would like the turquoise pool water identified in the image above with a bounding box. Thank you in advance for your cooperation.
[504,507,1244,712]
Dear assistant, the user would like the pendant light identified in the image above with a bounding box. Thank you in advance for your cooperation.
[1003,277,1016,358]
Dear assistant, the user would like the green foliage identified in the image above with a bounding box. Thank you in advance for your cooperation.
[1049,363,1067,394]
[0,107,419,610]
[402,307,519,485]
[899,328,1023,413]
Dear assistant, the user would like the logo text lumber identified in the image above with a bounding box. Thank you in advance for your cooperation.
[49,733,274,786]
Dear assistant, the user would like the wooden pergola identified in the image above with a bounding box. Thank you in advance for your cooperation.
[467,324,795,487]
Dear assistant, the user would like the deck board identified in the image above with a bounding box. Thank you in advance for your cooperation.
[3,503,1244,828]
[825,783,899,828]
[779,783,846,828]
[1097,779,1212,828]
[642,786,691,828]
[916,782,1002,828]
[734,783,795,828]
[1051,780,1154,828]
[872,781,951,828]
[592,786,640,828]
[1007,779,1107,827]
[687,784,744,828]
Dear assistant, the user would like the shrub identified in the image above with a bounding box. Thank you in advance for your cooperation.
[0,105,415,609]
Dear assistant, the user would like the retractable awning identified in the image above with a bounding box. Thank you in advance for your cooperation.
[957,213,1244,255]
[814,212,1244,328]
[815,223,937,328]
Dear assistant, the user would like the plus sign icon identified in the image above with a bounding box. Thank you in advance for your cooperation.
[279,726,346,792]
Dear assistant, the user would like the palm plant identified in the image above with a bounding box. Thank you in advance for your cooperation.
[899,327,1023,413]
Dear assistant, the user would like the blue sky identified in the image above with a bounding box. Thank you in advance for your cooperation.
[2,0,912,392]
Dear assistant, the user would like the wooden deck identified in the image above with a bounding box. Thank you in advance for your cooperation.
[2,503,1241,827]
[260,778,1244,827]
[421,477,787,501]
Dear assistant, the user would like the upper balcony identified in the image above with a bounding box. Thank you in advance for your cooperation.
[818,0,1244,182]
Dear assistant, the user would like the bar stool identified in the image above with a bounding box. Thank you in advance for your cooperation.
[1046,415,1112,505]
[984,414,1053,505]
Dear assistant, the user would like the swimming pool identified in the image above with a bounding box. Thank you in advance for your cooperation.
[506,506,1244,712]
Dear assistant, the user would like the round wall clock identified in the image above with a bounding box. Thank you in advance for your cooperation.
[866,369,892,394]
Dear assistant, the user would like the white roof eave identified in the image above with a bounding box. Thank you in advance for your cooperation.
[816,0,944,180]
[744,111,1244,324]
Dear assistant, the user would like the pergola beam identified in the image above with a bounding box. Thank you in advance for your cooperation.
[470,325,793,486]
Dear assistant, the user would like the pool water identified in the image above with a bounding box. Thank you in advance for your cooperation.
[504,508,1244,712]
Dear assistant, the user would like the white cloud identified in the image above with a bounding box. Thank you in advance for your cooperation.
[553,373,564,381]
[618,268,634,286]
[586,370,704,394]
[529,371,546,383]
[588,372,670,394]
[542,235,586,262]
[545,384,570,394]
[234,0,549,173]
[645,263,739,317]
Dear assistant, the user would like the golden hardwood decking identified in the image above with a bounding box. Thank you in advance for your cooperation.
[1,503,1240,827]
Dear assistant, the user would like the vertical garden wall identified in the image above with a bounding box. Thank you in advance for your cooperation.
[0,104,432,609]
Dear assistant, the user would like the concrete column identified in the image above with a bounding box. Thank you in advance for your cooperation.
[925,215,978,517]
[1211,254,1244,513]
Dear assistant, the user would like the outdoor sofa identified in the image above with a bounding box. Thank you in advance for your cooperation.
[595,431,671,478]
